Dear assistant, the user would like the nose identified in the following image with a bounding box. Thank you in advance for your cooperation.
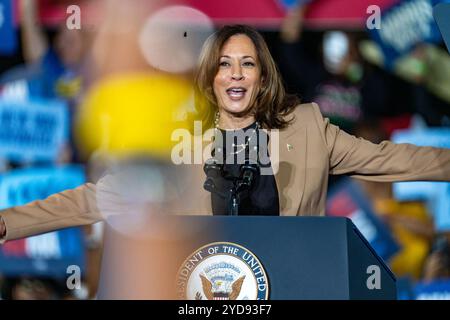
[231,65,244,81]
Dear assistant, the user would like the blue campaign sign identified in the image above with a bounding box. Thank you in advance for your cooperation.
[276,0,312,10]
[391,128,450,231]
[434,184,450,231]
[0,0,17,54]
[0,97,69,163]
[370,0,446,69]
[415,280,450,299]
[0,165,86,278]
[326,178,401,261]
[0,227,85,279]
[392,128,450,148]
[434,2,450,53]
[397,277,416,300]
[0,165,85,209]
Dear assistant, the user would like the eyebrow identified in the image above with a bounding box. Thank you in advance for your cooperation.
[220,55,255,59]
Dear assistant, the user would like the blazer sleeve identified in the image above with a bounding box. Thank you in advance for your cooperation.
[310,103,450,182]
[0,179,108,243]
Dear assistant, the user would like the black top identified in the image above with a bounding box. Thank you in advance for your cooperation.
[208,122,280,216]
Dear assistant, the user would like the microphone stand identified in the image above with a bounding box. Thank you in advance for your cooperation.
[229,187,240,216]
[231,161,259,215]
[203,158,260,216]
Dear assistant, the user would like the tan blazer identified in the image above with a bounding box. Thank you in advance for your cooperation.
[1,103,450,242]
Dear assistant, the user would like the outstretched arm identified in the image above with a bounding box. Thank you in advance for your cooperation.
[0,182,102,243]
[0,170,159,243]
[310,103,450,182]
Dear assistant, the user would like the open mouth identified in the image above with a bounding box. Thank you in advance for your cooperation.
[226,87,247,100]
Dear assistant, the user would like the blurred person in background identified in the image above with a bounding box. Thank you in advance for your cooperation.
[277,4,448,133]
[1,0,93,101]
[278,5,365,134]
[0,0,95,164]
[359,39,450,127]
[0,276,73,300]
[422,233,450,281]
[0,0,98,299]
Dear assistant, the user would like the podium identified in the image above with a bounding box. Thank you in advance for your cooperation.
[97,216,396,300]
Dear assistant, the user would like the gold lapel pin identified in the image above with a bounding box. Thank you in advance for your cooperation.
[287,143,293,151]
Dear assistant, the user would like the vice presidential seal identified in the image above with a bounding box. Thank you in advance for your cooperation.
[176,242,269,300]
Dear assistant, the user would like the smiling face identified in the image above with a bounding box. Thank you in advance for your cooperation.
[213,34,261,122]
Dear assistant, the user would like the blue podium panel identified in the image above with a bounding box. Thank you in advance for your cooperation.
[97,216,396,300]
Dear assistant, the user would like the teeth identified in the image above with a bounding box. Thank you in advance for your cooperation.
[227,88,246,93]
[226,87,246,99]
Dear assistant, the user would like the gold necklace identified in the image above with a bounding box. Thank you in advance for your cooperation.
[214,112,260,155]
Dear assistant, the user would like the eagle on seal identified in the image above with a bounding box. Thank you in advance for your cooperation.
[200,274,246,300]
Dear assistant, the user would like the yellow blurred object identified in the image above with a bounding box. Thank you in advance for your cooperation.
[375,199,433,280]
[76,73,195,160]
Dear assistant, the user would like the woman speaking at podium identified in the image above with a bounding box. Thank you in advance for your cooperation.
[1,25,450,243]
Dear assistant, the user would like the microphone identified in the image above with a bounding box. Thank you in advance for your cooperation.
[203,157,223,194]
[239,139,260,191]
[239,160,259,191]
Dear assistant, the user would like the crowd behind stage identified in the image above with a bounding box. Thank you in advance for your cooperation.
[0,0,449,300]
